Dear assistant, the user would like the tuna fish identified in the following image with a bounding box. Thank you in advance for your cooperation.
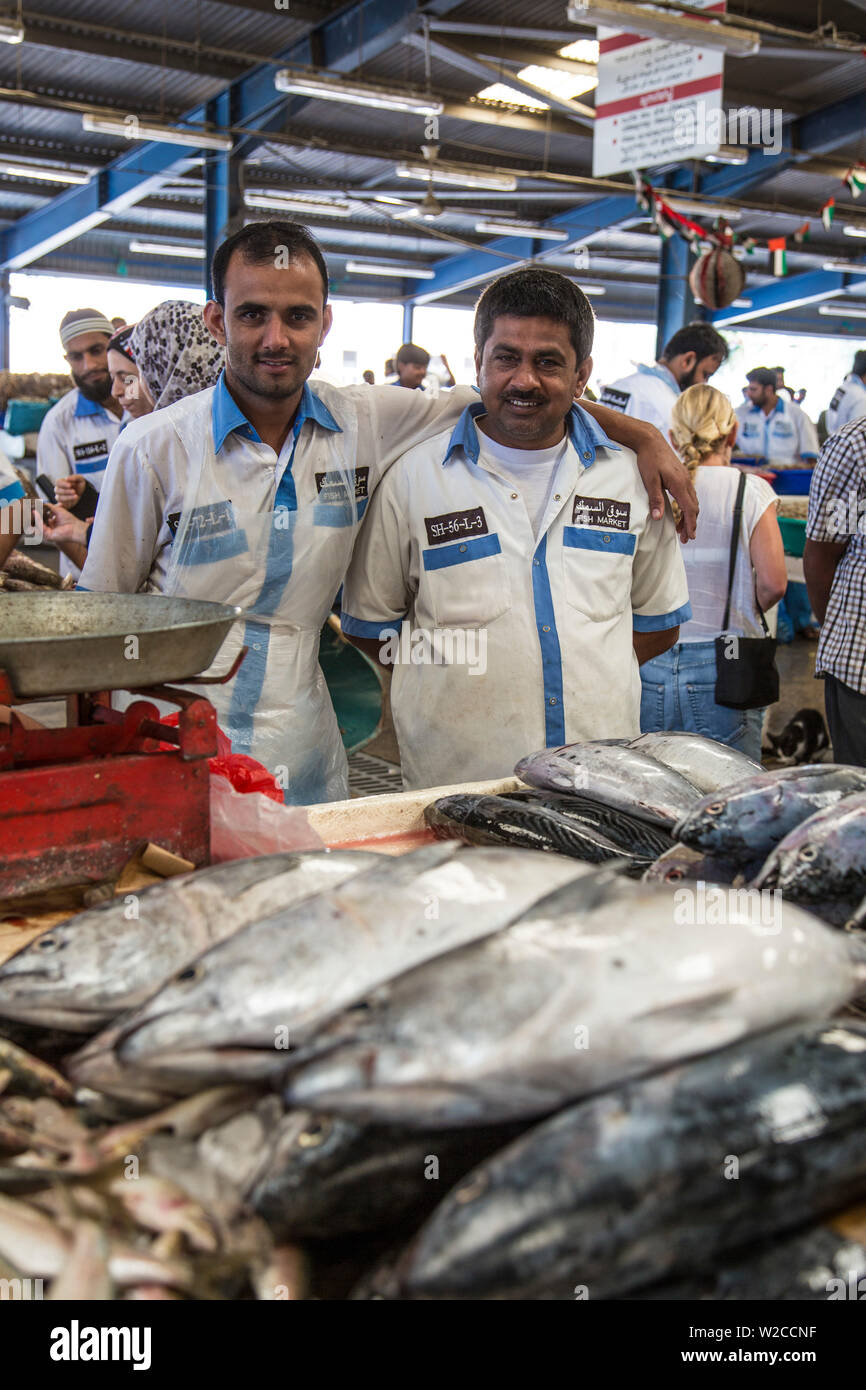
[753,793,866,926]
[642,843,740,887]
[0,851,380,1034]
[284,873,864,1128]
[515,742,701,828]
[389,1021,866,1300]
[674,765,866,865]
[628,731,760,793]
[98,844,595,1092]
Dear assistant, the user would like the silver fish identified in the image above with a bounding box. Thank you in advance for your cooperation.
[285,872,864,1128]
[642,844,740,887]
[628,732,760,793]
[102,844,596,1090]
[515,742,700,827]
[0,851,378,1033]
[753,793,866,926]
[674,765,866,864]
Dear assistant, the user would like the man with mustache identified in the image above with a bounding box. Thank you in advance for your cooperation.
[81,223,696,805]
[36,308,124,579]
[341,268,690,789]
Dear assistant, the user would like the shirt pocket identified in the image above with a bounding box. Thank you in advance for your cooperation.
[561,525,635,622]
[421,533,511,628]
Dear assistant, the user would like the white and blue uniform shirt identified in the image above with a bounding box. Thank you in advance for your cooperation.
[0,451,24,513]
[341,402,690,791]
[826,374,866,436]
[36,388,123,579]
[79,373,475,804]
[599,363,680,437]
[734,396,819,464]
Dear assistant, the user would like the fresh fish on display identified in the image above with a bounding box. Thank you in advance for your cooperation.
[627,731,760,793]
[753,793,866,927]
[440,789,674,861]
[515,742,700,828]
[424,794,652,873]
[106,844,596,1090]
[674,765,866,864]
[387,1022,866,1300]
[0,851,380,1034]
[642,844,740,887]
[285,873,864,1128]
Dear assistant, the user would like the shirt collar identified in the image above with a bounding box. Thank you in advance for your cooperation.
[74,391,113,420]
[211,371,342,453]
[638,362,680,392]
[749,396,785,415]
[443,401,621,468]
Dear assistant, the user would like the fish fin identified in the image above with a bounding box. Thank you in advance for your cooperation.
[635,987,739,1022]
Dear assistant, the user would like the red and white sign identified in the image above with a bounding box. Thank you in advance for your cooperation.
[592,1,726,178]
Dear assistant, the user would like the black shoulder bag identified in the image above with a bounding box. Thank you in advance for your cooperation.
[714,470,780,710]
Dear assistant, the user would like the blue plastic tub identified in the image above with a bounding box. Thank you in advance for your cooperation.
[772,469,813,496]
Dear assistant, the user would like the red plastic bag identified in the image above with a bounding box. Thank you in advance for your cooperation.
[161,715,284,802]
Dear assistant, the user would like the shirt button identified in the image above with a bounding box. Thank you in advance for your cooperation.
[253,643,261,652]
[533,558,540,566]
[549,697,558,705]
[511,492,519,500]
[554,494,561,501]
[583,451,592,460]
[459,544,467,552]
[542,625,551,633]
[603,535,611,543]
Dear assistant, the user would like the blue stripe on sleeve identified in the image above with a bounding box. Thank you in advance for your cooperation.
[340,613,402,640]
[633,602,692,632]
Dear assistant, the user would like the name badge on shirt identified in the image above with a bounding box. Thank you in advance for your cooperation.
[73,439,108,462]
[830,388,845,412]
[424,507,488,545]
[315,466,369,503]
[572,495,631,530]
[599,387,631,412]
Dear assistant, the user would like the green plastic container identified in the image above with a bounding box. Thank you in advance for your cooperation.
[779,516,806,557]
[4,398,58,435]
[319,622,384,753]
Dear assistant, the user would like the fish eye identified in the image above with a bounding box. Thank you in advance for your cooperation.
[799,847,818,862]
[666,869,685,882]
[36,935,62,952]
[298,1119,330,1148]
[176,965,200,983]
[707,802,725,815]
[350,1000,371,1013]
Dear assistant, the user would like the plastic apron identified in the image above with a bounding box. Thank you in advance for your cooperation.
[157,401,361,806]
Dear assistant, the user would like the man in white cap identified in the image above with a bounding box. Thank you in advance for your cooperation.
[36,308,124,578]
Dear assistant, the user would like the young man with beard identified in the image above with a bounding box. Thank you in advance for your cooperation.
[80,223,697,805]
[341,268,690,790]
[600,321,729,437]
[36,309,123,579]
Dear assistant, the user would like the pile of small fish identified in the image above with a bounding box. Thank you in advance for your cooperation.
[5,731,866,1301]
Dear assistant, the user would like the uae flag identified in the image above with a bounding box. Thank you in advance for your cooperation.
[768,237,787,276]
[821,197,835,230]
[845,167,866,198]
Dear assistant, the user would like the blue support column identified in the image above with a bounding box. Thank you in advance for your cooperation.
[0,273,9,371]
[204,93,242,297]
[655,236,701,359]
[402,301,414,343]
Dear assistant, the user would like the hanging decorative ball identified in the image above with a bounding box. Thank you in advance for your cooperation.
[688,246,745,309]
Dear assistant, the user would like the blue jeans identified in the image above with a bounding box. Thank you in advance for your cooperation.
[640,639,765,763]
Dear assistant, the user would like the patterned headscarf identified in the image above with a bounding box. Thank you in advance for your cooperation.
[129,300,224,410]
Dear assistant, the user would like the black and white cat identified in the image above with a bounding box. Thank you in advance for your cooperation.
[764,707,831,765]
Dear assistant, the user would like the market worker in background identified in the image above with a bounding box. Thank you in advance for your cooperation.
[79,222,697,805]
[35,309,123,579]
[826,351,866,436]
[804,417,866,766]
[393,343,456,391]
[341,268,691,790]
[734,367,818,464]
[599,322,729,436]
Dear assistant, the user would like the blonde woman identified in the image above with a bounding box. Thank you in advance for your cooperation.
[640,383,787,761]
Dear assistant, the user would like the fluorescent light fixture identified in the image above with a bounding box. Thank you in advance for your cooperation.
[0,161,91,184]
[566,1,760,56]
[346,260,435,279]
[704,147,749,166]
[245,193,351,217]
[516,64,597,99]
[396,162,517,191]
[475,219,569,241]
[130,240,205,259]
[843,225,866,239]
[558,40,599,63]
[0,20,23,43]
[476,83,548,110]
[822,260,866,273]
[275,67,442,116]
[819,303,866,319]
[580,284,606,295]
[731,298,752,308]
[373,195,406,205]
[665,198,742,221]
[82,113,233,152]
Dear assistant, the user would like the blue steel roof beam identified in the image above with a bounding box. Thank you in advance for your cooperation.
[0,0,462,270]
[708,269,852,326]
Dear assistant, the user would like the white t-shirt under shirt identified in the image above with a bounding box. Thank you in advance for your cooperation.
[679,465,779,642]
[476,429,566,537]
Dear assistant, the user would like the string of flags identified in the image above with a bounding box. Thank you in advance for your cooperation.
[633,164,866,279]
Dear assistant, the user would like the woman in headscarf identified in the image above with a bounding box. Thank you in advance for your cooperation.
[106,323,154,420]
[129,300,225,409]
